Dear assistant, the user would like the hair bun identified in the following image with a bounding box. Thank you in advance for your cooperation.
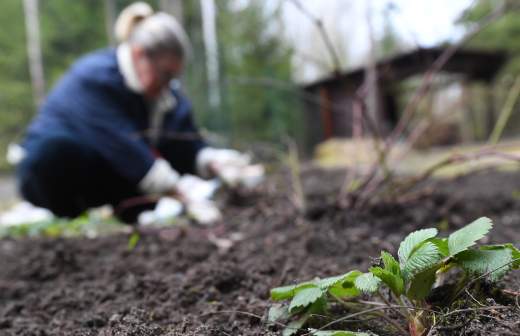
[114,2,154,43]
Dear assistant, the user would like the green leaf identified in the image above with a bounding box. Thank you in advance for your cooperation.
[448,217,492,256]
[482,244,520,269]
[354,273,381,294]
[271,282,314,301]
[370,266,404,296]
[309,329,372,336]
[283,313,310,336]
[127,232,140,251]
[289,286,324,312]
[407,266,438,300]
[317,274,351,290]
[317,271,362,290]
[328,271,363,299]
[271,284,298,301]
[381,251,401,275]
[268,304,289,324]
[402,242,441,281]
[398,228,438,265]
[507,244,520,269]
[456,248,513,282]
[429,238,450,257]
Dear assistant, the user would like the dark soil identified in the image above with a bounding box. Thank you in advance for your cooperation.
[1,168,519,336]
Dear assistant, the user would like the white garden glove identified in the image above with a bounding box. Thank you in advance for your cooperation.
[186,200,222,226]
[175,174,221,203]
[138,197,183,226]
[196,148,265,188]
[138,175,222,227]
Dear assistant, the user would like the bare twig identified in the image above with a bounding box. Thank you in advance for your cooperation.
[451,257,520,302]
[352,2,514,208]
[385,1,509,151]
[442,305,510,318]
[489,75,520,144]
[287,0,342,73]
[301,305,440,336]
[285,137,306,212]
[371,310,409,336]
[394,149,520,197]
[200,310,288,329]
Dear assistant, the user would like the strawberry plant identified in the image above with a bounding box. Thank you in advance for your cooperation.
[269,217,520,336]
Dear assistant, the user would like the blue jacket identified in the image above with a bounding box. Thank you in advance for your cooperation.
[22,48,205,185]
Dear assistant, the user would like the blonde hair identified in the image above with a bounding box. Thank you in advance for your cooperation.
[114,2,191,61]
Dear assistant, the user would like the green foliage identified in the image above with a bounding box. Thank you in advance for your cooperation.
[406,266,438,300]
[210,0,302,144]
[127,231,141,251]
[458,0,520,75]
[270,217,519,335]
[183,0,302,144]
[283,313,310,336]
[402,241,442,281]
[269,271,364,335]
[0,213,124,239]
[456,247,513,281]
[354,273,381,294]
[397,228,438,265]
[0,1,32,169]
[289,286,324,312]
[447,217,492,256]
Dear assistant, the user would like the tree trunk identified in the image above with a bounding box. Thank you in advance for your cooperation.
[23,0,45,108]
[104,0,117,46]
[159,0,184,24]
[200,0,221,112]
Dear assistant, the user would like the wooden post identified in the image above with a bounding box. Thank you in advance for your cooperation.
[319,86,334,139]
[485,81,496,138]
[23,0,45,107]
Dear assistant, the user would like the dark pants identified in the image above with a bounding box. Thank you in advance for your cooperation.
[17,135,202,222]
[17,136,146,222]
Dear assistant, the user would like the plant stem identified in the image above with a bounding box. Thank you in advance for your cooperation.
[371,311,408,336]
[378,290,408,320]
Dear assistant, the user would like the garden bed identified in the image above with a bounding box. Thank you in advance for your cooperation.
[1,168,519,335]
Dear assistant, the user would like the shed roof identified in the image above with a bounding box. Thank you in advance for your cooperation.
[303,47,508,90]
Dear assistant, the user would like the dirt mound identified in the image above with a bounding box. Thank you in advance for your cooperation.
[1,168,519,335]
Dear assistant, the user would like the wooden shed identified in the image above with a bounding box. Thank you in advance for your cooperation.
[301,47,507,152]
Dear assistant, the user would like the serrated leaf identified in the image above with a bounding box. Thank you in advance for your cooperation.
[354,272,381,294]
[316,275,345,290]
[268,304,289,324]
[271,281,314,301]
[309,329,372,336]
[482,244,520,269]
[328,271,363,299]
[456,248,512,282]
[429,238,449,257]
[289,286,324,312]
[398,228,438,264]
[370,266,404,296]
[317,271,363,290]
[448,217,492,256]
[283,313,310,336]
[381,251,401,275]
[406,266,438,300]
[402,242,441,281]
[271,285,297,301]
[507,244,520,269]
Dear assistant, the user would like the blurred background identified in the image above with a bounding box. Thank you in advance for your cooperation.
[1,0,520,173]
